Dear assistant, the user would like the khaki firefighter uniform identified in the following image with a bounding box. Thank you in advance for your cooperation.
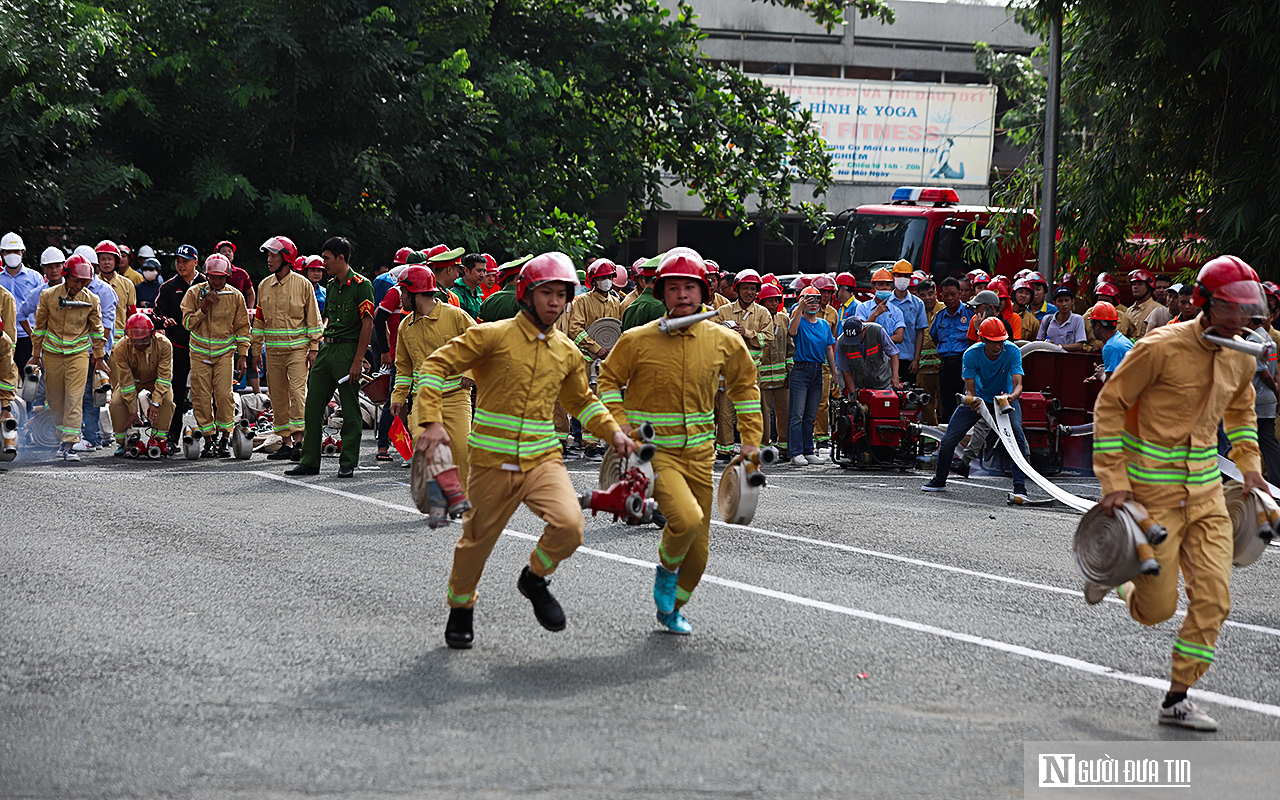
[714,299,771,455]
[416,312,622,609]
[567,289,622,358]
[393,301,475,489]
[620,288,639,312]
[181,284,251,435]
[758,308,792,451]
[103,272,136,347]
[108,332,176,439]
[918,300,944,425]
[1126,295,1162,339]
[0,286,16,347]
[31,283,105,442]
[251,270,323,437]
[0,331,18,403]
[598,315,762,609]
[1093,315,1261,688]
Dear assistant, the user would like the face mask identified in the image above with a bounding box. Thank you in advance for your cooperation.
[875,290,892,301]
[3,254,21,268]
[597,279,613,292]
[143,269,158,281]
[894,277,910,291]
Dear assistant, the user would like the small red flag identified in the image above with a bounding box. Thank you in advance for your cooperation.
[388,414,414,460]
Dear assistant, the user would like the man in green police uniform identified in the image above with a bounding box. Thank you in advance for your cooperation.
[286,236,375,478]
[477,255,532,323]
[451,253,486,319]
[621,255,666,331]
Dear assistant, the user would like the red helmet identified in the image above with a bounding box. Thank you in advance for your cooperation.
[483,253,498,273]
[1095,272,1117,286]
[978,317,1008,341]
[654,250,711,304]
[988,279,1010,299]
[1263,281,1280,304]
[1194,255,1264,310]
[1128,268,1155,287]
[756,283,783,302]
[1089,301,1119,323]
[967,268,990,282]
[204,253,232,276]
[810,274,835,292]
[909,275,922,288]
[427,244,464,267]
[1025,271,1047,287]
[835,272,857,288]
[260,236,298,261]
[703,259,720,276]
[1012,278,1032,293]
[800,286,822,297]
[734,269,762,287]
[1094,282,1119,298]
[1060,273,1079,290]
[394,247,414,265]
[94,240,121,258]
[761,272,778,287]
[631,257,647,271]
[586,258,617,283]
[614,264,628,284]
[300,254,324,273]
[516,252,579,303]
[125,311,155,337]
[398,265,437,294]
[1015,268,1032,280]
[63,254,94,280]
[214,239,236,255]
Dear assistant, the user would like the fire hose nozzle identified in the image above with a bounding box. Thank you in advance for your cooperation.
[635,421,655,443]
[757,446,779,466]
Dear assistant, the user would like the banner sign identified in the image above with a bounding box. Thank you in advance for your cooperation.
[759,75,997,187]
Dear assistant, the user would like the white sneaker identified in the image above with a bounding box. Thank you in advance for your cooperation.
[805,454,824,465]
[72,440,96,452]
[1159,698,1219,731]
[60,446,80,462]
[791,455,807,466]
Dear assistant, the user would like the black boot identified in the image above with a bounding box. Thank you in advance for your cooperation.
[445,607,474,650]
[200,435,217,458]
[267,442,293,460]
[517,566,566,631]
[214,434,231,458]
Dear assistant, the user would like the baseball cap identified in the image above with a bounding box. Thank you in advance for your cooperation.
[967,289,1001,307]
[175,244,198,260]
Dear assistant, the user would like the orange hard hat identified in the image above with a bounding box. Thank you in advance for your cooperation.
[870,268,893,282]
[1089,301,1119,323]
[800,286,821,296]
[977,317,1008,342]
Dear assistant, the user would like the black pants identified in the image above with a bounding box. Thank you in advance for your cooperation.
[1259,418,1280,483]
[13,336,31,375]
[167,346,192,442]
[939,355,965,424]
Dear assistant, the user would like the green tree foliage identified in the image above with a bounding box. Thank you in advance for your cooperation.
[977,0,1280,278]
[1,0,892,264]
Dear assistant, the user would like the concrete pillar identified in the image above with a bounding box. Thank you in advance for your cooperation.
[657,211,679,252]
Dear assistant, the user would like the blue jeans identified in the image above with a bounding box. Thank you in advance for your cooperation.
[932,399,1030,488]
[81,368,101,445]
[788,361,824,456]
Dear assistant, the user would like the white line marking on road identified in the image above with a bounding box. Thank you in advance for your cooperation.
[247,471,1280,719]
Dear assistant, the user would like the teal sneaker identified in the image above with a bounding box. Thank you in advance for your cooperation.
[113,443,127,457]
[657,609,693,635]
[653,565,678,614]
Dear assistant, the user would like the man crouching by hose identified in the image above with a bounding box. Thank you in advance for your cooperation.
[413,252,633,650]
[597,248,762,636]
[1088,256,1270,732]
[921,316,1030,500]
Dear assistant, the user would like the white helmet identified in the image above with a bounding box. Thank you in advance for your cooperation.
[40,246,66,265]
[72,244,98,265]
[136,244,156,259]
[388,265,409,280]
[1,232,24,251]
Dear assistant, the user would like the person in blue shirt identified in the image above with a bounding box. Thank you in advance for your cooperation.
[73,245,118,449]
[0,233,46,369]
[889,260,928,379]
[922,316,1032,500]
[1087,300,1133,383]
[928,277,974,423]
[853,268,905,357]
[787,287,838,466]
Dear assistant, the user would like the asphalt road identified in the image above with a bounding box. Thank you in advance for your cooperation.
[2,437,1279,798]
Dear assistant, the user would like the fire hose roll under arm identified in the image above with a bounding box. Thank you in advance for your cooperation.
[1222,481,1279,567]
[1074,501,1166,588]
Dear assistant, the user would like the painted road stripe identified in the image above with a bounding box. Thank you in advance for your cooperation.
[248,470,1280,719]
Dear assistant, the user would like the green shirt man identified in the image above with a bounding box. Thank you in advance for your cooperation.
[622,287,666,331]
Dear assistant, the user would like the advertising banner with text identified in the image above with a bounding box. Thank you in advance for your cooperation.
[759,75,997,187]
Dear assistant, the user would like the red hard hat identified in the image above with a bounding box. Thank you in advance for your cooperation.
[125,311,155,337]
[483,253,498,273]
[398,265,437,294]
[261,236,298,261]
[761,272,778,286]
[215,240,236,255]
[1026,271,1047,287]
[587,258,617,283]
[1089,301,1119,323]
[734,269,762,286]
[909,275,922,288]
[394,247,414,265]
[204,253,232,276]
[800,286,821,296]
[1263,281,1280,304]
[967,269,990,283]
[1128,268,1155,286]
[1194,255,1264,309]
[614,264,628,284]
[977,316,1008,341]
[631,257,647,271]
[427,244,464,267]
[703,259,720,276]
[835,273,857,288]
[654,250,711,304]
[301,254,324,272]
[1060,273,1079,290]
[94,240,121,258]
[810,274,835,291]
[1095,272,1117,285]
[988,279,1010,299]
[517,252,580,303]
[757,283,783,301]
[1094,282,1119,298]
[63,254,94,280]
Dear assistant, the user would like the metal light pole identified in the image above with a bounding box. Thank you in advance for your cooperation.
[1038,10,1062,284]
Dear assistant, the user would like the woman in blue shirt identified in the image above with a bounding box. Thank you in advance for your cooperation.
[787,287,837,466]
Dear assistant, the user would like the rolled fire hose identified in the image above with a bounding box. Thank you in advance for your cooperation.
[598,421,657,495]
[1222,480,1280,567]
[231,420,254,460]
[1019,340,1066,357]
[1074,500,1168,590]
[1216,454,1280,498]
[717,446,779,525]
[26,409,60,448]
